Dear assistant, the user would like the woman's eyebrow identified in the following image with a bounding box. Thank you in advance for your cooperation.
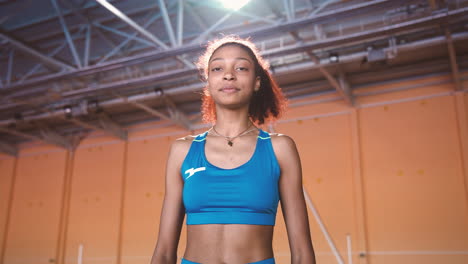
[210,57,252,64]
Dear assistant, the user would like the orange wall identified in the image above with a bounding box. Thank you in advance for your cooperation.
[1,74,467,264]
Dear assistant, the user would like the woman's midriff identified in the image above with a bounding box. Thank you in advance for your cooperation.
[184,224,274,263]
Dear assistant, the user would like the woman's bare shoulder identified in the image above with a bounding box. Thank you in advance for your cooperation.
[268,132,299,162]
[171,134,197,152]
[268,132,296,147]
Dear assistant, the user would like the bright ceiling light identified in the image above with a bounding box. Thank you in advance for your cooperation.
[218,0,251,10]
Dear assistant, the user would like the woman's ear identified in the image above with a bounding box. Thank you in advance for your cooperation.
[254,77,260,92]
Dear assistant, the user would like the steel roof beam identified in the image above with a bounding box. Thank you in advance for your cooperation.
[95,0,168,49]
[94,0,193,68]
[162,93,193,130]
[306,50,353,106]
[0,126,42,142]
[93,22,157,48]
[96,1,178,64]
[5,12,465,102]
[6,0,105,31]
[115,91,192,130]
[185,1,208,32]
[0,0,407,89]
[38,0,162,48]
[445,27,462,90]
[286,0,348,105]
[283,0,293,21]
[1,0,461,95]
[177,0,184,46]
[158,0,177,47]
[309,0,338,17]
[1,52,466,126]
[36,122,73,150]
[84,25,91,67]
[6,48,13,85]
[59,30,468,100]
[57,0,120,50]
[50,0,82,68]
[338,68,353,104]
[18,25,86,83]
[0,31,74,71]
[61,104,128,141]
[96,112,128,140]
[191,12,234,44]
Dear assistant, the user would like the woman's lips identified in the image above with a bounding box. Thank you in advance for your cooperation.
[220,86,240,93]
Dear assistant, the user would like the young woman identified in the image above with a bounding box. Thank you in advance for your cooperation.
[150,35,316,264]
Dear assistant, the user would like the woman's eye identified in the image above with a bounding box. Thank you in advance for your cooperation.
[211,67,222,72]
[236,67,248,71]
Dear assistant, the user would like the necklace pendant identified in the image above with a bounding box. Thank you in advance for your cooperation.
[228,141,233,147]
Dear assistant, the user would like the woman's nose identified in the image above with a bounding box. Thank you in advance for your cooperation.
[223,72,235,80]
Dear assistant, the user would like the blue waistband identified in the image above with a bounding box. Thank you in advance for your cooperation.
[181,257,275,264]
[187,211,276,225]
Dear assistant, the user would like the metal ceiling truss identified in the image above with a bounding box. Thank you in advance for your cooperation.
[444,27,463,90]
[94,0,193,68]
[95,111,128,140]
[50,0,82,69]
[2,0,452,98]
[113,89,193,130]
[2,29,466,127]
[0,31,74,71]
[0,0,467,156]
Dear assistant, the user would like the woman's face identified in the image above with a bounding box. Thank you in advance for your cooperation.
[206,44,260,109]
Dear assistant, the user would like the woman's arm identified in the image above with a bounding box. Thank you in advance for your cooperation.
[272,134,316,264]
[150,138,191,264]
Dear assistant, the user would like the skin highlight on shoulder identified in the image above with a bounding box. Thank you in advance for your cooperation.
[176,134,197,142]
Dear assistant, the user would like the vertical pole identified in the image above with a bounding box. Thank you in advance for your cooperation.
[303,189,345,264]
[177,0,184,46]
[290,0,295,19]
[283,0,292,21]
[454,92,468,226]
[0,157,19,264]
[158,0,177,47]
[445,28,462,91]
[58,150,76,264]
[77,244,83,264]
[6,49,14,85]
[116,141,129,264]
[349,109,369,264]
[84,25,91,67]
[346,234,353,264]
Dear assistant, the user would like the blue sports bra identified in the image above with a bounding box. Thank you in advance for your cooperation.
[181,129,280,225]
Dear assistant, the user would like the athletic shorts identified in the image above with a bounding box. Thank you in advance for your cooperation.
[181,257,275,264]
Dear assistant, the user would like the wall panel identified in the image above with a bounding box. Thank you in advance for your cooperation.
[275,113,359,264]
[64,143,125,264]
[3,151,66,264]
[360,95,468,263]
[0,157,16,262]
[121,135,178,264]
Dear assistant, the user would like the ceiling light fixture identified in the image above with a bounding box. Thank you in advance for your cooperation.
[218,0,251,10]
[329,52,339,63]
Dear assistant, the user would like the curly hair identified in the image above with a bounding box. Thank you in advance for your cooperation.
[196,35,287,125]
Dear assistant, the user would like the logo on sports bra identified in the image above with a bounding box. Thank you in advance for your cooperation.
[184,167,206,180]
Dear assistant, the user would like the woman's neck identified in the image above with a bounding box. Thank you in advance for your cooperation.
[213,107,253,137]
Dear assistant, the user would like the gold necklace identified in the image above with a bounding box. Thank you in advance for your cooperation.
[209,123,257,147]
